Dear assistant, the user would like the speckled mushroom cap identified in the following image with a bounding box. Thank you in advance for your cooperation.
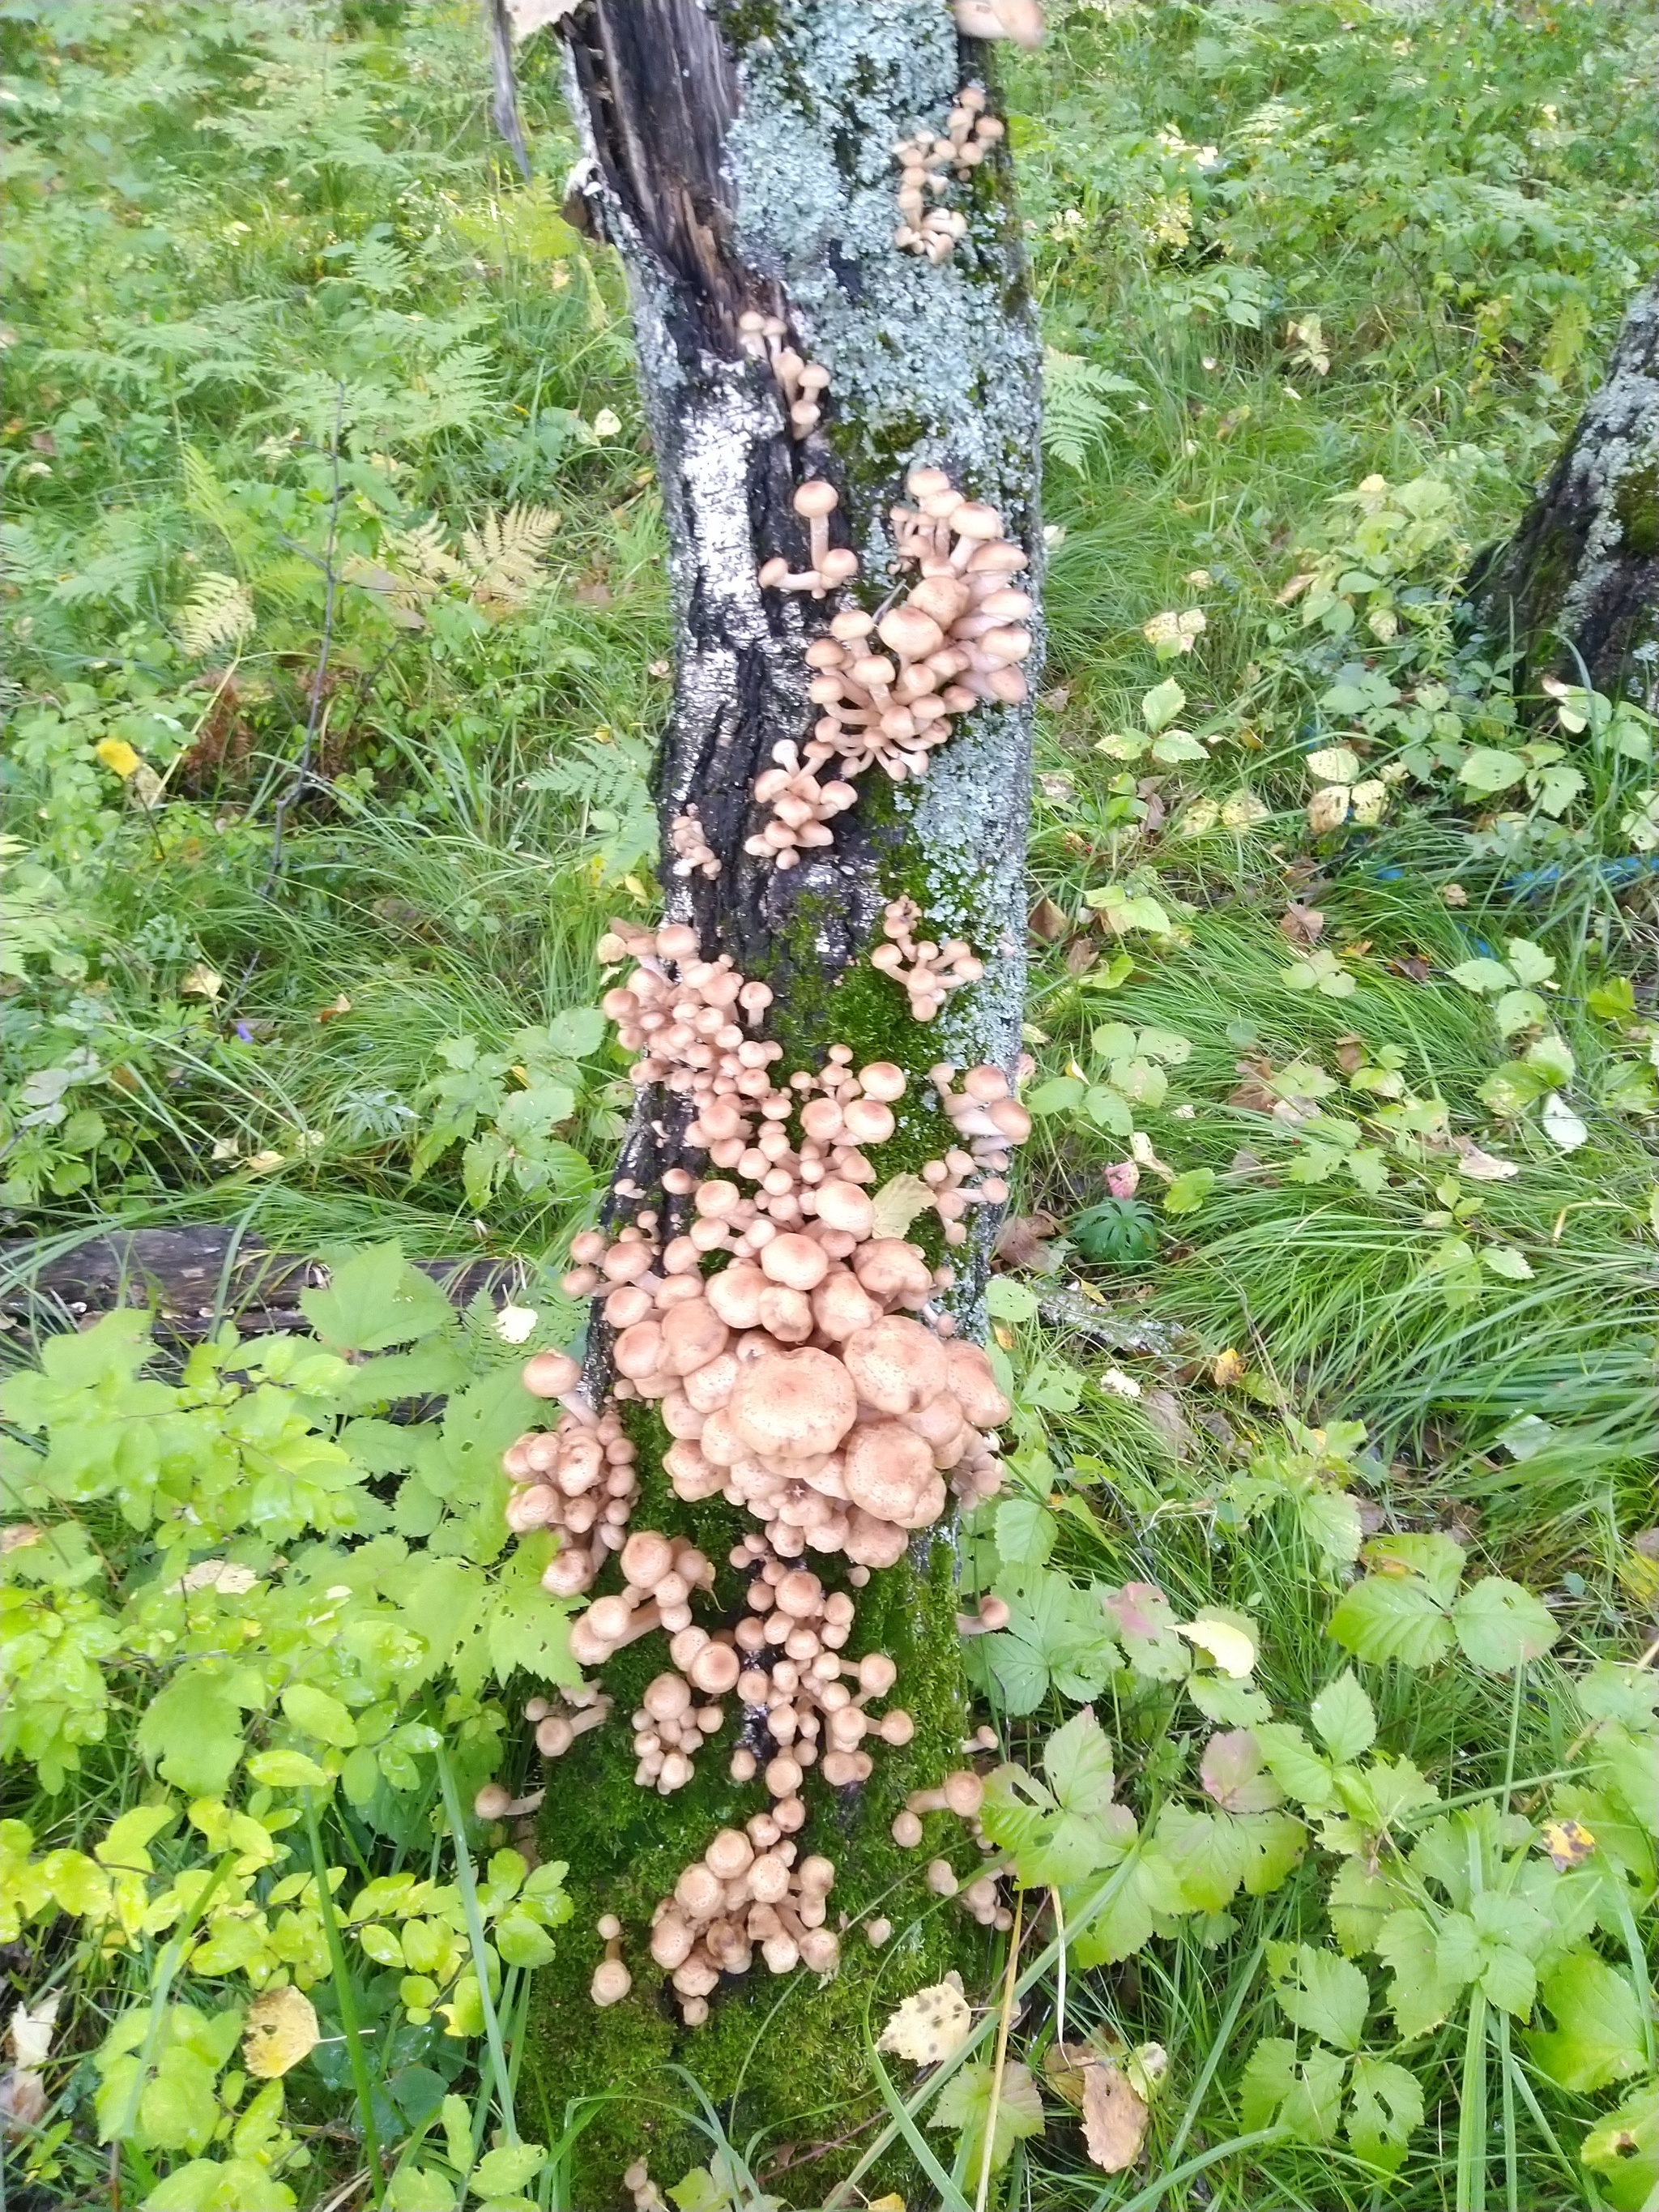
[728,1348,859,1463]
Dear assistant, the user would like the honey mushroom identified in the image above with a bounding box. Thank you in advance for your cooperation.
[643,1826,842,2023]
[737,310,831,438]
[872,893,985,1021]
[668,806,720,879]
[631,1668,724,1795]
[591,1913,632,2006]
[893,83,1006,263]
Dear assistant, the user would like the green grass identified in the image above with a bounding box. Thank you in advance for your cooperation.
[2,0,1656,2207]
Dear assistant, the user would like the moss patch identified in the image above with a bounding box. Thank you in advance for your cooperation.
[520,1530,991,2205]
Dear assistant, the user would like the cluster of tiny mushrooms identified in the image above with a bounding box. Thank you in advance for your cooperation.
[481,9,1049,2035]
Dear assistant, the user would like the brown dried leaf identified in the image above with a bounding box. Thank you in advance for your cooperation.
[1277,903,1325,947]
[1029,895,1071,942]
[1064,937,1098,975]
[1081,2063,1148,2173]
[995,1213,1060,1272]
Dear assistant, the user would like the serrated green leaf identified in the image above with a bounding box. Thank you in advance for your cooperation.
[1162,1167,1215,1217]
[471,2143,547,2197]
[1452,1577,1558,1672]
[1141,677,1186,732]
[932,2059,1045,2173]
[1311,1672,1376,1764]
[1528,1954,1648,2093]
[1459,746,1528,795]
[299,1244,454,1352]
[1275,1943,1370,2051]
[1346,2056,1423,2172]
[281,1682,357,1748]
[1328,1575,1453,1670]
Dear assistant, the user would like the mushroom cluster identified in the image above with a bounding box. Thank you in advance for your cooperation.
[890,1766,987,1849]
[743,740,856,869]
[649,1827,840,2026]
[526,1685,612,1761]
[668,806,720,880]
[567,1530,714,1668]
[737,310,830,438]
[581,920,778,1125]
[503,1392,638,1599]
[893,83,1004,263]
[871,894,985,1021]
[723,1544,915,1795]
[757,478,859,600]
[802,469,1032,784]
[630,1670,727,1795]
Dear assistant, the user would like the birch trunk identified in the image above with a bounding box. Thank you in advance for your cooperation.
[521,4,1041,2201]
[1467,274,1659,709]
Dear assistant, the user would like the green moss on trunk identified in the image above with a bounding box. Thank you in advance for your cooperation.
[521,1531,991,2205]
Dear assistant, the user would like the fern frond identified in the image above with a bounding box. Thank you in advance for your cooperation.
[181,444,252,554]
[0,521,59,589]
[403,344,497,439]
[387,517,465,587]
[1042,348,1141,470]
[348,238,412,296]
[460,503,560,613]
[177,571,256,659]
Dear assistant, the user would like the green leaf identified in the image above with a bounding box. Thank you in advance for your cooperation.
[1162,1167,1215,1217]
[1254,1723,1337,1810]
[471,2144,547,2197]
[995,1495,1057,1567]
[1345,2056,1423,2173]
[142,2156,296,2210]
[281,1683,358,1749]
[1452,1578,1558,1672]
[1239,2037,1346,2143]
[1448,957,1515,994]
[1311,1672,1376,1764]
[493,1910,558,1969]
[1024,1074,1085,1117]
[1528,1954,1649,2093]
[246,1749,332,1789]
[1503,937,1556,987]
[931,2059,1044,2173]
[1458,747,1528,795]
[484,1537,577,1685]
[386,2169,456,2212]
[1275,1944,1370,2052]
[137,1670,250,1799]
[1141,677,1186,732]
[1588,977,1638,1024]
[1328,1575,1454,1670]
[299,1244,454,1352]
[1481,1246,1533,1282]
[1375,1909,1464,2039]
[1580,2080,1659,2212]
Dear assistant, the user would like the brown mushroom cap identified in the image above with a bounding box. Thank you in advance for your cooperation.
[843,1316,950,1415]
[704,1828,754,1881]
[729,1349,858,1463]
[812,1180,876,1239]
[660,1296,729,1376]
[650,1914,696,1969]
[591,1958,633,2005]
[620,1531,675,1589]
[612,1320,665,1381]
[689,1640,741,1695]
[844,1508,910,1570]
[706,1263,769,1330]
[793,479,839,519]
[522,1349,581,1398]
[945,1340,1012,1428]
[811,1268,881,1341]
[852,1239,934,1307]
[759,1232,830,1292]
[843,1420,936,1521]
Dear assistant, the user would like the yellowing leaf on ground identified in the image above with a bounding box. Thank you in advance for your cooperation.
[181,963,224,1001]
[877,1972,971,2065]
[871,1172,935,1238]
[1212,1347,1246,1386]
[1082,2060,1149,2172]
[1542,1819,1596,1871]
[243,1984,320,2077]
[95,737,143,778]
[1175,1611,1258,1678]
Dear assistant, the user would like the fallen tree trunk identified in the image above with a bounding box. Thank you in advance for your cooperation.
[509,3,1043,2200]
[1466,273,1659,707]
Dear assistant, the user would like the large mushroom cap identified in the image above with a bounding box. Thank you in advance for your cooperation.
[729,1349,858,1463]
[759,1233,830,1292]
[843,1316,950,1415]
[843,1420,936,1522]
[522,1349,580,1398]
[660,1296,729,1376]
[945,1340,1012,1428]
[852,1239,934,1308]
[706,1263,768,1330]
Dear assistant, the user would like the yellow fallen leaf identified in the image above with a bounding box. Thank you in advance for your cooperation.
[242,1985,319,2078]
[1082,2060,1148,2173]
[245,1150,285,1175]
[868,2198,907,2212]
[877,1972,971,2066]
[181,963,224,1001]
[1212,1347,1245,1386]
[870,1172,935,1239]
[1541,1819,1595,1871]
[95,737,142,778]
[1174,1612,1258,1679]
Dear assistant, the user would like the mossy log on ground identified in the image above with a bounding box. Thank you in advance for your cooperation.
[518,2,1041,2201]
[1467,271,1658,707]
